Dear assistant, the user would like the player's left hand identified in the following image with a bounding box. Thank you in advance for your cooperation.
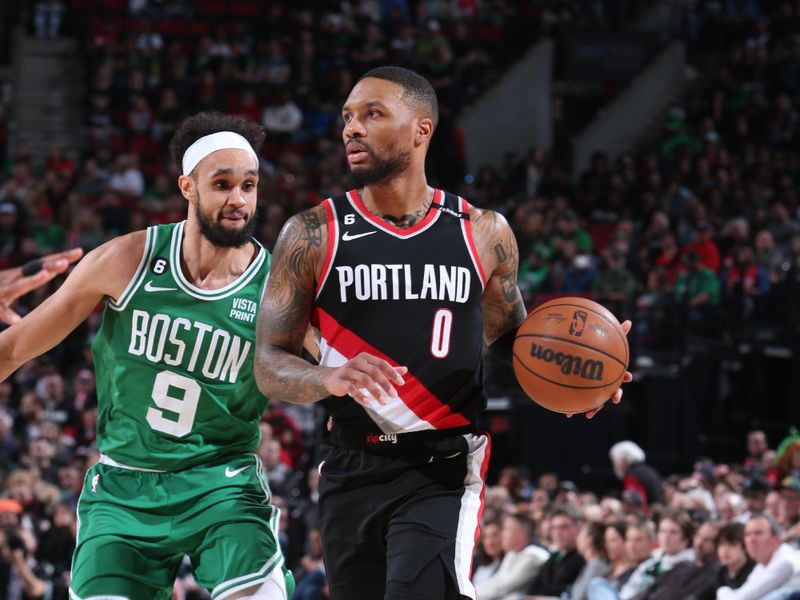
[0,248,84,325]
[567,319,633,420]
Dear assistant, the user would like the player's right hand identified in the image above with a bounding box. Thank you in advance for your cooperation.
[321,352,407,406]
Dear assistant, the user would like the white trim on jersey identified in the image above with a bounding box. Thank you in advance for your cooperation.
[169,221,267,301]
[345,190,443,239]
[69,591,130,600]
[453,433,490,599]
[109,226,156,312]
[458,196,486,292]
[315,198,340,300]
[318,338,436,433]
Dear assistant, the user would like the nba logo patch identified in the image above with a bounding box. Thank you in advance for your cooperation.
[91,474,101,493]
[569,310,588,337]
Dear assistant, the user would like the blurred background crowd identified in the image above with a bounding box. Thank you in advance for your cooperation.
[0,0,798,598]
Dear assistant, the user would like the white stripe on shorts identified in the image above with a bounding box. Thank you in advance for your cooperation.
[453,433,490,600]
[98,454,166,472]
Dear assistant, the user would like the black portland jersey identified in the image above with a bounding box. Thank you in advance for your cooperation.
[312,188,487,435]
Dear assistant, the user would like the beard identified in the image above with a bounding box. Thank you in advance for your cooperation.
[347,142,412,188]
[195,193,256,248]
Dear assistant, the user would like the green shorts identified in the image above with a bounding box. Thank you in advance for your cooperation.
[69,453,294,600]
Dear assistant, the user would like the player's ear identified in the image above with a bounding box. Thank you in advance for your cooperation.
[178,174,197,202]
[414,118,433,147]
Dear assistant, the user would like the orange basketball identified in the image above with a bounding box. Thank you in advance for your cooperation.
[512,297,629,414]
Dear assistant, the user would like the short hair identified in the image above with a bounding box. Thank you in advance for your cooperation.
[609,441,646,464]
[627,518,657,540]
[359,66,439,129]
[748,512,782,536]
[504,512,534,538]
[717,522,745,547]
[548,503,581,524]
[658,509,695,542]
[169,111,266,176]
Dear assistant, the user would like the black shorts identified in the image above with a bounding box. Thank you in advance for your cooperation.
[317,428,490,600]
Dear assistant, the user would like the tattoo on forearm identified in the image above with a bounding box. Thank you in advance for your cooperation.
[255,208,332,403]
[256,351,331,404]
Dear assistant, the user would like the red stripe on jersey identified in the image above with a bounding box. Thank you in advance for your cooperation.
[349,188,443,237]
[471,433,492,574]
[459,197,487,287]
[315,199,337,297]
[312,306,471,429]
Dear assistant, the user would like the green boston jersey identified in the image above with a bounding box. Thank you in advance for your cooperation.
[92,221,271,471]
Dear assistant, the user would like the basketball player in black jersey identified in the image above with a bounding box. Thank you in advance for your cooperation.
[255,66,632,600]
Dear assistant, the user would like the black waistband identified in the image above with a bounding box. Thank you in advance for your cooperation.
[326,425,476,452]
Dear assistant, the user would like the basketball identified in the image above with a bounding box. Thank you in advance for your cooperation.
[512,297,629,414]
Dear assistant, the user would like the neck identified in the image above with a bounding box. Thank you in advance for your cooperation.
[761,544,780,566]
[360,170,431,229]
[181,219,254,286]
[727,557,747,575]
[614,558,635,572]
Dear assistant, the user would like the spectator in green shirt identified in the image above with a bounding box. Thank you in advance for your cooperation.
[674,250,720,334]
[550,209,593,257]
[518,243,552,303]
[593,247,637,321]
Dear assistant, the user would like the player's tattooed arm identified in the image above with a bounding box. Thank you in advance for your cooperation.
[256,205,407,406]
[471,207,527,362]
[255,206,332,403]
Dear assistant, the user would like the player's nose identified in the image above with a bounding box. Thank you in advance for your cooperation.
[344,116,366,139]
[228,186,247,206]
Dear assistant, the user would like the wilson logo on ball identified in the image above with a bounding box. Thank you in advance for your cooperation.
[528,343,605,381]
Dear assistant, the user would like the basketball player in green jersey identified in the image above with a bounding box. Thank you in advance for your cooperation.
[0,112,294,600]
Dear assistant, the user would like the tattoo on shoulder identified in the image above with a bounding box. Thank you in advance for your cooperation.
[494,243,508,264]
[499,272,517,303]
[473,209,498,227]
[300,210,323,247]
[272,209,326,289]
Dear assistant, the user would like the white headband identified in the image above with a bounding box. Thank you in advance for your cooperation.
[182,131,259,175]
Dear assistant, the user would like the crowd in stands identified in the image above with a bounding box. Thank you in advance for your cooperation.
[0,0,798,598]
[469,432,800,600]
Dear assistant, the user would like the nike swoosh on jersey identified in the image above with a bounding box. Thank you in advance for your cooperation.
[144,281,178,293]
[341,230,377,241]
[225,465,251,478]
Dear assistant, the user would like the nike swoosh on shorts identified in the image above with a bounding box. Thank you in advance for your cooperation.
[225,465,251,477]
